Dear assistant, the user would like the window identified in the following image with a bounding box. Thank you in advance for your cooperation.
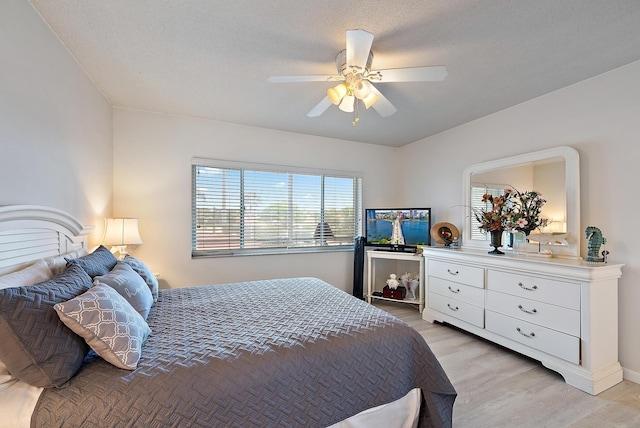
[192,159,362,256]
[470,184,507,240]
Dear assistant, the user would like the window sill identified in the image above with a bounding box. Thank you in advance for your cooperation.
[192,246,354,258]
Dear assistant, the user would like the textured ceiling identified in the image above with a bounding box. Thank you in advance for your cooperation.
[29,0,640,147]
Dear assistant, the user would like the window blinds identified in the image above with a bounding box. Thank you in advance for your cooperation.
[192,161,361,256]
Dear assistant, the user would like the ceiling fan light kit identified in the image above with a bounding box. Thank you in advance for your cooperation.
[268,29,447,124]
[327,83,348,105]
[361,90,379,109]
[339,94,355,113]
[353,79,373,100]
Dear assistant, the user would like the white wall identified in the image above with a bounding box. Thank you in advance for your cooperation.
[397,59,640,378]
[113,108,397,291]
[0,0,112,241]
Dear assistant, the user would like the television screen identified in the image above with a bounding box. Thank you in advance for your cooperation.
[365,208,431,249]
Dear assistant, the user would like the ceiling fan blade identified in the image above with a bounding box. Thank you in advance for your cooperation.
[375,65,448,82]
[346,29,374,72]
[307,96,333,117]
[369,85,397,117]
[268,75,342,83]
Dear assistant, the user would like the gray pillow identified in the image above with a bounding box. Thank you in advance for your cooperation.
[54,283,151,370]
[0,264,92,387]
[122,255,158,302]
[93,262,154,319]
[66,245,117,278]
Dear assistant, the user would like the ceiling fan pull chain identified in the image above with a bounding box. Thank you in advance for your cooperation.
[352,99,360,126]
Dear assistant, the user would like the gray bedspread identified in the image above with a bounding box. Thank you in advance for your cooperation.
[32,277,456,427]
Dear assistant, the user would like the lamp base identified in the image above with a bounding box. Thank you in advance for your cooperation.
[110,245,128,260]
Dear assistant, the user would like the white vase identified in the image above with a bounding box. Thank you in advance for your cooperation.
[402,279,418,300]
[411,280,419,299]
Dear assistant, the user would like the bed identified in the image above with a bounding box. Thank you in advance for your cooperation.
[0,205,456,427]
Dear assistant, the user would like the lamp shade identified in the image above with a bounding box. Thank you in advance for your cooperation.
[362,90,379,109]
[338,95,355,112]
[314,222,334,240]
[327,83,348,105]
[103,218,143,246]
[353,79,373,100]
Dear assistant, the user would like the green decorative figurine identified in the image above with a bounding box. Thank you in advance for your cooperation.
[585,226,607,263]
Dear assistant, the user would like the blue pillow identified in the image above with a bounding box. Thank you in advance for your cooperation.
[67,245,117,278]
[122,255,158,302]
[94,262,154,319]
[0,264,92,387]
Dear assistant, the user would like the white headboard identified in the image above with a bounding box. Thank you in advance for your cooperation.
[0,205,93,275]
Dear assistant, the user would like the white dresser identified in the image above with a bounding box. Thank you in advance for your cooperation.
[422,247,623,395]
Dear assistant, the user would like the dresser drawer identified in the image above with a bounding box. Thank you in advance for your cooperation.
[428,260,484,288]
[486,290,580,336]
[486,310,579,364]
[429,276,484,307]
[487,270,580,310]
[428,292,484,328]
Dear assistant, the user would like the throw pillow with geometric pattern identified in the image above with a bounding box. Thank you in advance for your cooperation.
[54,283,151,370]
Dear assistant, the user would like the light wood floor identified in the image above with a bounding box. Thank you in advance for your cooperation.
[374,302,640,428]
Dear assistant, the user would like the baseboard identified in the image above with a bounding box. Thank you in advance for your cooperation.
[623,367,640,385]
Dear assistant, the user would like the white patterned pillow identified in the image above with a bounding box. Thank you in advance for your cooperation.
[93,262,154,319]
[54,283,151,370]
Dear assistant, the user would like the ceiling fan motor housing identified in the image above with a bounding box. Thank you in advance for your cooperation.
[335,49,373,76]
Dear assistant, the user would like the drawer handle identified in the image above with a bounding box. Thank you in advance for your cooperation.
[516,327,535,338]
[518,304,538,315]
[447,269,459,275]
[447,303,459,311]
[448,286,460,294]
[518,282,538,291]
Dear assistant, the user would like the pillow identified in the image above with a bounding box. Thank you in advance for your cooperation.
[44,247,89,276]
[66,245,117,278]
[0,264,92,387]
[122,255,158,302]
[0,259,53,290]
[93,262,154,319]
[54,283,151,370]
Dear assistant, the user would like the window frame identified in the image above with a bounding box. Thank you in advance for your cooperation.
[191,158,362,257]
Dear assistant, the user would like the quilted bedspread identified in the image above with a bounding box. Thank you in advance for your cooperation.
[32,277,456,427]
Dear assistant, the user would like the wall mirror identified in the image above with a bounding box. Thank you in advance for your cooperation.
[462,146,580,259]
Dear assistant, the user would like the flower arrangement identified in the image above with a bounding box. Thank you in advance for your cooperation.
[508,189,548,235]
[474,187,548,235]
[474,189,515,232]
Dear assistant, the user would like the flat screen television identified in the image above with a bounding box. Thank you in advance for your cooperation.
[364,208,431,251]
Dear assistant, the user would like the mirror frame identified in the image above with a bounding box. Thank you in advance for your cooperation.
[462,146,581,259]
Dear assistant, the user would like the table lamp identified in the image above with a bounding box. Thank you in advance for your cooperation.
[103,218,143,259]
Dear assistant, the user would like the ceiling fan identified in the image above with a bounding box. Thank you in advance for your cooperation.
[268,29,448,124]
